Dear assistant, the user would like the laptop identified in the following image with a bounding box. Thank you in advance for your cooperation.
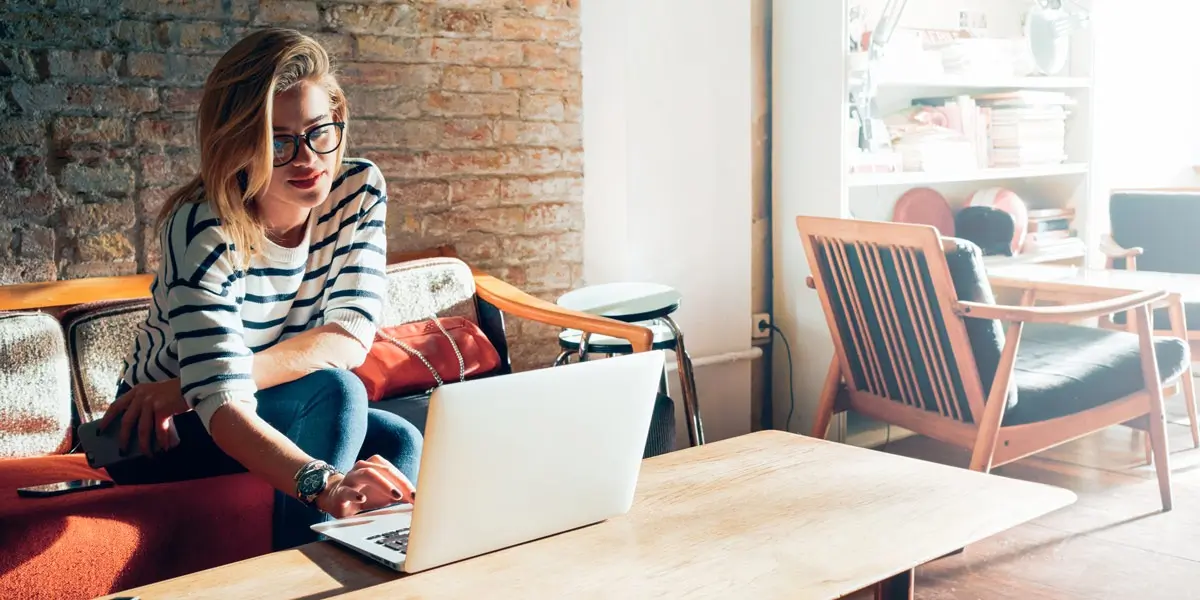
[311,350,667,573]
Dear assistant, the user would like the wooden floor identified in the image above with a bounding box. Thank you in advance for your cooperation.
[843,397,1200,600]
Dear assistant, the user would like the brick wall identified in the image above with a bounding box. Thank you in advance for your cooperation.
[0,0,583,369]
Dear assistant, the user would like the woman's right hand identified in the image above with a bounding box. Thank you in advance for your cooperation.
[316,455,416,518]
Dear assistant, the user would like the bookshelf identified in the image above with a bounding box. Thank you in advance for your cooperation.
[771,0,1098,440]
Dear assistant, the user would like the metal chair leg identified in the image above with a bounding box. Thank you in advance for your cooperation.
[663,316,704,446]
[553,350,572,367]
[577,332,592,362]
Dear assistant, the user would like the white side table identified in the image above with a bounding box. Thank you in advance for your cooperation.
[555,282,704,446]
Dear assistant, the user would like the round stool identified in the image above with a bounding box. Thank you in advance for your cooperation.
[553,283,705,447]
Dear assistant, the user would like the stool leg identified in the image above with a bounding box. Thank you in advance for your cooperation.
[578,333,592,363]
[663,316,704,446]
[553,350,572,367]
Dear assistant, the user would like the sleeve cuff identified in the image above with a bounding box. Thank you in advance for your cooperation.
[194,390,258,432]
[325,309,378,349]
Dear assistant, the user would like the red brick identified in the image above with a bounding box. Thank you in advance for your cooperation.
[255,0,320,26]
[392,180,451,212]
[522,43,580,69]
[75,232,136,263]
[442,66,497,92]
[486,265,526,289]
[349,88,423,119]
[327,3,423,35]
[497,121,578,146]
[385,211,423,242]
[427,39,523,67]
[63,201,138,233]
[520,0,579,18]
[139,187,173,222]
[140,153,199,187]
[422,91,519,118]
[420,150,510,177]
[338,63,440,88]
[53,117,128,145]
[62,162,136,194]
[449,178,501,208]
[351,120,440,150]
[434,0,508,8]
[18,225,55,261]
[311,33,354,61]
[440,119,494,148]
[562,148,583,172]
[48,50,117,81]
[0,259,57,285]
[167,55,219,84]
[361,151,422,180]
[449,207,524,234]
[499,232,580,263]
[524,202,582,234]
[438,9,494,36]
[516,148,562,173]
[494,16,578,41]
[113,21,157,51]
[121,0,224,18]
[141,226,162,271]
[496,68,579,91]
[64,262,139,280]
[173,22,227,53]
[0,121,46,148]
[123,53,166,80]
[162,87,204,113]
[564,91,582,122]
[454,232,503,263]
[525,260,576,291]
[500,176,583,203]
[519,93,565,121]
[356,36,425,63]
[88,86,160,114]
[135,118,196,148]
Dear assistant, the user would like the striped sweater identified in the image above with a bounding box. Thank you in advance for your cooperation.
[119,158,388,431]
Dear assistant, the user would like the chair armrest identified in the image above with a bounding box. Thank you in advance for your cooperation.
[1099,234,1143,261]
[472,271,655,353]
[955,289,1168,323]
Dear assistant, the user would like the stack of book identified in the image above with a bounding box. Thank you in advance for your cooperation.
[1022,207,1083,255]
[975,91,1074,168]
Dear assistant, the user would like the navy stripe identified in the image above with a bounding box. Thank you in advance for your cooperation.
[166,344,178,361]
[317,183,383,225]
[185,203,199,245]
[309,228,342,254]
[179,350,251,369]
[168,304,238,318]
[341,266,385,277]
[280,322,315,336]
[244,290,298,303]
[363,198,386,216]
[190,244,227,285]
[326,305,376,323]
[166,206,181,283]
[302,263,331,281]
[330,161,370,193]
[146,278,173,375]
[176,326,241,340]
[182,373,254,397]
[357,219,384,231]
[188,218,220,242]
[331,242,385,260]
[242,315,288,330]
[129,335,142,386]
[329,289,381,301]
[248,265,305,277]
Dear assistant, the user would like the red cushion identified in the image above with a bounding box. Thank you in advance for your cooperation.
[0,454,274,600]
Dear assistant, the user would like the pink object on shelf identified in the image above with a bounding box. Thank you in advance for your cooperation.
[968,186,1029,253]
[892,187,956,236]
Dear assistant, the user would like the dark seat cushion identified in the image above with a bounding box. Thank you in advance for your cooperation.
[1110,191,1200,275]
[943,237,1012,416]
[1111,300,1200,331]
[372,389,678,458]
[1002,323,1190,426]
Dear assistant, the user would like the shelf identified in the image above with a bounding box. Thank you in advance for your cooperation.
[848,163,1089,187]
[981,245,1087,268]
[869,74,1092,91]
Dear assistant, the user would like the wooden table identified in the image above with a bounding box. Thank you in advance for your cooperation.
[100,431,1075,600]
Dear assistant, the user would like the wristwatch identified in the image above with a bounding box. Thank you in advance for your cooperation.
[294,459,338,507]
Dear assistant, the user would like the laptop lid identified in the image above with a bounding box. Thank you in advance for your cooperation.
[402,350,666,573]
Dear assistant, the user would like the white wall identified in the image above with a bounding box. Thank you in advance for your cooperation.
[581,0,754,447]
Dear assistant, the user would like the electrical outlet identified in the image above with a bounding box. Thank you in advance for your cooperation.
[751,312,772,339]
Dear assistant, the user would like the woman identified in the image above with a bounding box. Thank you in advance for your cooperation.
[97,27,419,551]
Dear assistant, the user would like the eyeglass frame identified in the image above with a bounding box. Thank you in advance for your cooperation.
[272,121,346,167]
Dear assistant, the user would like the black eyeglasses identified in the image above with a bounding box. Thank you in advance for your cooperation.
[273,122,345,167]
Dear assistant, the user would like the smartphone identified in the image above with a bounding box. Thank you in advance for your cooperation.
[17,479,114,498]
[77,418,144,469]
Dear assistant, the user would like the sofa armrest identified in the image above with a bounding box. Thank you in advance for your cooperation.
[472,271,655,353]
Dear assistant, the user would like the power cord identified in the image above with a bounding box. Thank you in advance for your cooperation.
[759,320,797,434]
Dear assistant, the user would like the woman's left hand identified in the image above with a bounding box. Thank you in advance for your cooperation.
[98,379,189,457]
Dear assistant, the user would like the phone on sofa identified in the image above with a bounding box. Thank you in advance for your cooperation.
[17,479,114,498]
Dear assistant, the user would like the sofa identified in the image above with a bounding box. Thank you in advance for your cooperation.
[0,246,672,600]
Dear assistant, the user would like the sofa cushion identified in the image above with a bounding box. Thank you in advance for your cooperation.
[381,257,478,327]
[0,454,273,600]
[0,312,73,458]
[1002,323,1190,425]
[58,300,151,424]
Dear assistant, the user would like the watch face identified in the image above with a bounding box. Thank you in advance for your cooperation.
[298,469,327,497]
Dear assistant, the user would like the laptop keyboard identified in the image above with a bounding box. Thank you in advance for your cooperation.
[366,528,410,554]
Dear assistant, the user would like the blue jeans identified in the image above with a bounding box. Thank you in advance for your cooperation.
[107,369,423,551]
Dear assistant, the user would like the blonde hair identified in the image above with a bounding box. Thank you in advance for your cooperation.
[157,28,349,269]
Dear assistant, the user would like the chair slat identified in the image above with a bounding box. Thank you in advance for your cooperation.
[903,248,963,421]
[815,238,876,395]
[855,241,916,407]
[865,243,925,410]
[828,238,890,396]
[894,247,954,419]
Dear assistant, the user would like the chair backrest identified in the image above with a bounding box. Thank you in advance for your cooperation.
[1110,190,1200,274]
[796,216,1006,426]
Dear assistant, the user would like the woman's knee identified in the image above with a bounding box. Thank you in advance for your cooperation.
[364,409,423,480]
[297,369,369,426]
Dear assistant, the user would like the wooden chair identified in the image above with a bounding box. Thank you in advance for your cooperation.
[797,216,1189,511]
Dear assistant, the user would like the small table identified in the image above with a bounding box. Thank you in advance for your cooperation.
[101,431,1075,600]
[556,282,705,446]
